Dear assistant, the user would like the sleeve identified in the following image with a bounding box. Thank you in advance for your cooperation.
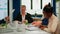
[44,28,51,32]
[44,18,59,33]
[0,19,6,24]
[50,18,58,32]
[26,13,33,23]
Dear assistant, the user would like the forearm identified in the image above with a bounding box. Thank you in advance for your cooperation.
[43,28,52,33]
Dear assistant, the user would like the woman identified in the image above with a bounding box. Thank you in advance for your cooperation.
[32,3,59,33]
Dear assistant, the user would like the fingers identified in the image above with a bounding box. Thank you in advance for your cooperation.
[32,21,42,27]
[32,21,37,25]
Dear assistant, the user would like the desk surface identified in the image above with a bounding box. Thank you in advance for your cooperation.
[0,23,50,34]
[0,29,50,34]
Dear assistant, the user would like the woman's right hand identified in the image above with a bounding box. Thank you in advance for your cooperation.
[32,21,42,27]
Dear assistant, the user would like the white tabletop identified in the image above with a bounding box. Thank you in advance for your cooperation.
[0,23,51,34]
[0,28,50,34]
[0,31,50,34]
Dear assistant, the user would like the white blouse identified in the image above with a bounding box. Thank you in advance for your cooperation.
[44,14,59,33]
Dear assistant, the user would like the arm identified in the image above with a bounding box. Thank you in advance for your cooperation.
[0,19,6,24]
[44,18,59,33]
[26,13,33,23]
[0,16,10,24]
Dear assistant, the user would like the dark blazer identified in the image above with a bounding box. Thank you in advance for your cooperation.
[13,13,33,23]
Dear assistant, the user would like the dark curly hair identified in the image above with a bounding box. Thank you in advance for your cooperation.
[43,3,53,13]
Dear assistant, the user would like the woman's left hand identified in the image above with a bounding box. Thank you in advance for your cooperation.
[32,21,42,27]
[40,25,47,30]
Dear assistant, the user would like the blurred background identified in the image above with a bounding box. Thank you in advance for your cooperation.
[56,0,60,20]
[0,0,60,21]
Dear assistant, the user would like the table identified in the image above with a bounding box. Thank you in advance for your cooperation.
[0,28,50,34]
[0,23,51,34]
[0,29,50,34]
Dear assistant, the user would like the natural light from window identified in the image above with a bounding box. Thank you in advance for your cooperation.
[21,0,51,15]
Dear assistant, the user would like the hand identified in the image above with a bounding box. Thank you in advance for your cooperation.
[5,16,10,24]
[22,20,26,23]
[32,21,42,27]
[22,20,28,24]
[40,25,47,30]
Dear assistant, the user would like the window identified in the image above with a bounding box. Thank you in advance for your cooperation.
[0,0,8,20]
[21,0,51,15]
[56,2,60,18]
